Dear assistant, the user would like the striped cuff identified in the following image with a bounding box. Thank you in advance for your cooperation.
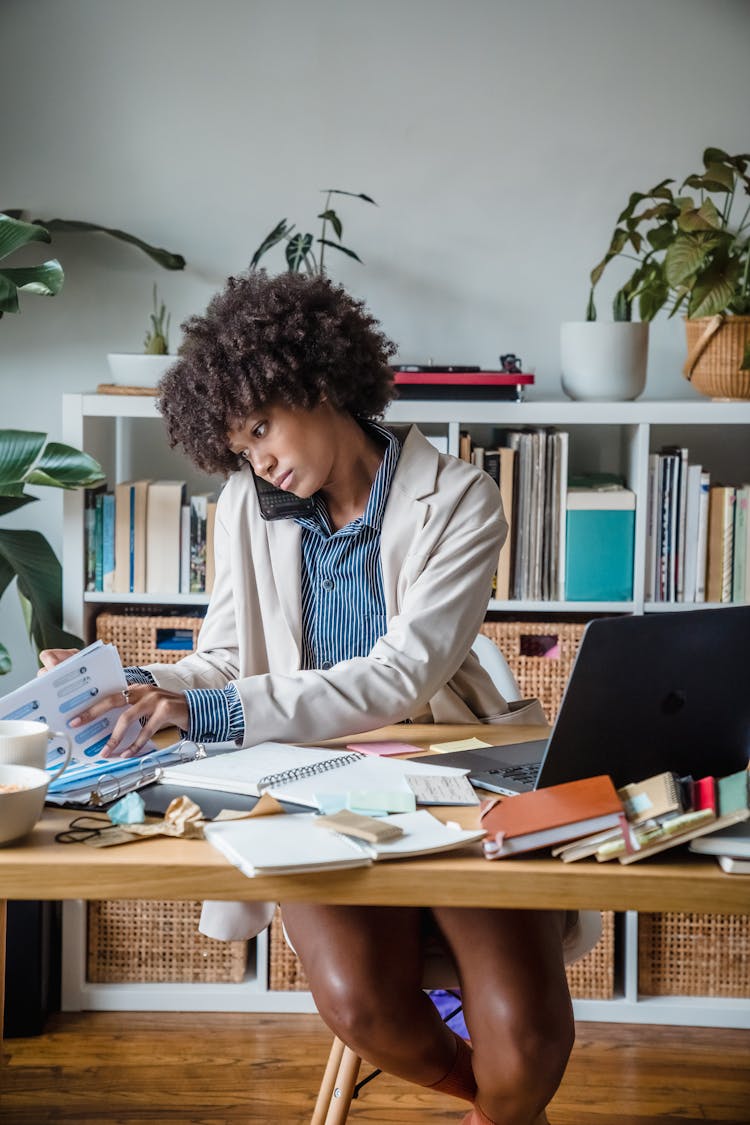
[124,667,158,687]
[184,683,245,744]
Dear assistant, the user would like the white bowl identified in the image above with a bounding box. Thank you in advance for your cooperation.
[0,763,49,845]
[106,353,176,388]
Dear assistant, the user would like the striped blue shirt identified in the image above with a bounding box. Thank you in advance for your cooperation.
[126,421,401,744]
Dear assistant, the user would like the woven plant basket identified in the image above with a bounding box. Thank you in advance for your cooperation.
[480,621,586,724]
[268,908,614,1000]
[565,911,615,999]
[638,912,750,997]
[87,900,247,983]
[95,611,203,666]
[683,314,750,400]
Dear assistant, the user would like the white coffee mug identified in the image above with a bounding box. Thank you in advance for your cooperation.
[0,719,72,782]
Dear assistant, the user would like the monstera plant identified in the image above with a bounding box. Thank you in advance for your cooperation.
[0,213,105,673]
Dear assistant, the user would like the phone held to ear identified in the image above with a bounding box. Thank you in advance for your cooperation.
[253,471,316,521]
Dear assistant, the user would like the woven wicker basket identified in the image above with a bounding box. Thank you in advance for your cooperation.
[638,912,750,997]
[268,909,615,1000]
[87,899,247,983]
[479,620,586,724]
[683,314,750,400]
[95,611,203,666]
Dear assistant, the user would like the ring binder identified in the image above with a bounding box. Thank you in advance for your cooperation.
[256,751,365,792]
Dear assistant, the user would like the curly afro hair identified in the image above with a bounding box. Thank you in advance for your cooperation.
[156,271,397,474]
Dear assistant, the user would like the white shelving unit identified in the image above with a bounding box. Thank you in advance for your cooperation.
[60,393,750,1027]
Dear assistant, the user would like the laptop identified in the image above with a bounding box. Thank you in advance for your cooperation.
[421,606,750,795]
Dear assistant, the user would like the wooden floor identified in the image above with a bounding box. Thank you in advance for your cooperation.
[1,1012,749,1124]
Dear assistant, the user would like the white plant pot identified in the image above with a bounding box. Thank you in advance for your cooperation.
[106,353,176,388]
[560,322,649,401]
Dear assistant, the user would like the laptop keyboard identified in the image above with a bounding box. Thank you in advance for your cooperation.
[480,762,540,785]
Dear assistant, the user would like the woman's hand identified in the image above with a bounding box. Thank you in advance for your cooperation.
[69,682,190,758]
[38,648,80,674]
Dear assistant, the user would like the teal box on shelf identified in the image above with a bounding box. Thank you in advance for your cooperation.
[565,489,635,601]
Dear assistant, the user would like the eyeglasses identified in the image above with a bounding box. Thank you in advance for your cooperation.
[55,814,113,844]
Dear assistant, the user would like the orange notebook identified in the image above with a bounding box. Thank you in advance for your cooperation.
[480,774,623,859]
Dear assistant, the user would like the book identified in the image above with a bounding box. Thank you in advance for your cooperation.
[695,470,711,601]
[706,485,736,603]
[101,492,116,593]
[113,479,150,594]
[189,492,216,592]
[717,855,750,874]
[179,502,191,594]
[205,497,218,594]
[692,775,717,814]
[565,488,635,601]
[689,820,750,859]
[494,445,516,600]
[682,463,703,603]
[159,741,471,811]
[732,483,750,603]
[204,809,486,877]
[617,770,684,826]
[479,774,623,859]
[83,484,106,592]
[145,480,186,594]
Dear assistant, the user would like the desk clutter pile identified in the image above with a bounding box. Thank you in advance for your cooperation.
[69,613,748,1003]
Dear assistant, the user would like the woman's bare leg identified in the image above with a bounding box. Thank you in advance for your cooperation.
[432,907,574,1125]
[281,903,462,1087]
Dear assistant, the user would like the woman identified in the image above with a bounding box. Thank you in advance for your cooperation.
[43,271,575,1125]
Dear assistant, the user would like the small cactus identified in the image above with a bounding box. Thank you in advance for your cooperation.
[143,283,170,354]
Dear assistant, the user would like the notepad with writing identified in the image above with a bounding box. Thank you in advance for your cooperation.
[480,774,623,858]
[160,741,468,811]
[204,809,486,876]
[617,770,684,825]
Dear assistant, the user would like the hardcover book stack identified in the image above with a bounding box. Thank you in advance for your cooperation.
[460,428,569,601]
[646,446,750,604]
[84,482,219,597]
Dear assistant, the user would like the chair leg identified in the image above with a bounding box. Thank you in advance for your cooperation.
[324,1046,361,1125]
[311,1035,363,1125]
[311,1036,346,1125]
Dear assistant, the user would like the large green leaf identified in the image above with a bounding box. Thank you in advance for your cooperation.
[322,190,377,204]
[0,494,35,517]
[0,260,64,297]
[0,643,11,676]
[285,232,314,272]
[0,430,46,486]
[318,209,343,239]
[688,259,742,318]
[28,441,106,489]
[250,219,290,269]
[0,529,82,655]
[0,214,51,261]
[677,199,723,233]
[39,219,186,270]
[664,234,713,286]
[318,239,363,263]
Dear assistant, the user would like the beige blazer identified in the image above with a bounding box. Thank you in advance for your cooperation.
[147,425,543,740]
[144,425,545,940]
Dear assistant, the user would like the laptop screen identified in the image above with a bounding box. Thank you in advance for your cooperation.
[535,606,750,790]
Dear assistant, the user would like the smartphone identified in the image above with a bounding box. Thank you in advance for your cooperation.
[252,471,315,521]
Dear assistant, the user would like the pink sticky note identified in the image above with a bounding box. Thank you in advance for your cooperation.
[346,741,419,757]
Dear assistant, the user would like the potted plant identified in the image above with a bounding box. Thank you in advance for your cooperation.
[106,284,176,388]
[250,188,376,275]
[563,148,750,401]
[0,214,106,674]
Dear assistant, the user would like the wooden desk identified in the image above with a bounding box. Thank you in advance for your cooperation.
[1,724,747,1043]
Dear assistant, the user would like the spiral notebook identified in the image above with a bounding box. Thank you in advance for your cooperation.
[159,741,469,811]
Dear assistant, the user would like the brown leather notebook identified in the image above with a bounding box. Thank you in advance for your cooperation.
[480,774,623,859]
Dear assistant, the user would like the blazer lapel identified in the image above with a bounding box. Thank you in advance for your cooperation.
[266,518,302,664]
[381,427,438,614]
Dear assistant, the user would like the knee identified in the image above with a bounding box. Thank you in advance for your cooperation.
[473,1001,575,1107]
[311,968,385,1051]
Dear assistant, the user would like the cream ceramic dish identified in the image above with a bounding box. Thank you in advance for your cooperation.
[0,763,49,845]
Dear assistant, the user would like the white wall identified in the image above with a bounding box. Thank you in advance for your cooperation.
[1,0,749,685]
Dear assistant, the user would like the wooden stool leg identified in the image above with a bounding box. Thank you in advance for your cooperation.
[323,1045,361,1125]
[311,1036,346,1125]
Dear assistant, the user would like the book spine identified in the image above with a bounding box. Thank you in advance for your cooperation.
[645,453,659,602]
[101,492,116,594]
[732,485,748,603]
[721,488,736,602]
[94,493,104,593]
[695,471,710,602]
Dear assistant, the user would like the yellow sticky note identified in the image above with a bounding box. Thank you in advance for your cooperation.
[428,737,491,753]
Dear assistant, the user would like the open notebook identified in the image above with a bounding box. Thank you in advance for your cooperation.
[204,810,486,876]
[160,741,470,811]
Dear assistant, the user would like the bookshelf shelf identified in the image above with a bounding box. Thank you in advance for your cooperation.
[60,393,750,1028]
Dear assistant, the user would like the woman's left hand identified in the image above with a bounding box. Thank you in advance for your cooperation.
[69,683,190,758]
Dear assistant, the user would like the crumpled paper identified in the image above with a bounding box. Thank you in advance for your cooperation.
[124,795,206,839]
